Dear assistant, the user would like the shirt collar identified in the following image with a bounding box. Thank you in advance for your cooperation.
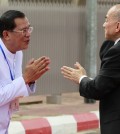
[0,38,15,58]
[114,38,120,45]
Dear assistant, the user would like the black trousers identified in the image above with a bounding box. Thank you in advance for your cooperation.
[101,119,120,134]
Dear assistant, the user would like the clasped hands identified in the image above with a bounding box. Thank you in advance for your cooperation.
[61,62,86,84]
[23,56,50,84]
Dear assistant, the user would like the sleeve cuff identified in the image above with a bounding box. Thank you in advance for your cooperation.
[79,76,93,83]
[79,75,87,83]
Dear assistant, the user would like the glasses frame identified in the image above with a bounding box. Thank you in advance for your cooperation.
[10,26,33,35]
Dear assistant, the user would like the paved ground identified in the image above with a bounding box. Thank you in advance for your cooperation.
[11,92,100,134]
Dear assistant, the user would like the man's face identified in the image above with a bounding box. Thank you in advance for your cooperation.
[103,7,119,41]
[8,17,32,52]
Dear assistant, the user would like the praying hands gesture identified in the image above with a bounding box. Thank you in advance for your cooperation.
[61,62,86,84]
[23,56,50,84]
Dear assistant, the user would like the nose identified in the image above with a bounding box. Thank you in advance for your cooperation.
[103,22,105,28]
[25,31,31,37]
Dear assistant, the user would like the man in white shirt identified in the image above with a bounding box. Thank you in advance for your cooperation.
[61,4,120,134]
[0,10,50,134]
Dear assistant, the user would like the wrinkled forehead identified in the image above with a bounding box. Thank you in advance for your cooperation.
[14,17,30,29]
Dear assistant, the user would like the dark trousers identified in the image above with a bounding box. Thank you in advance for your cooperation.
[101,119,120,134]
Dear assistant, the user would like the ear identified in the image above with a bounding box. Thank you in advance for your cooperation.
[2,30,11,40]
[115,22,120,32]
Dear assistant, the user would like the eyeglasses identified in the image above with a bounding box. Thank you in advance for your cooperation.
[10,26,33,35]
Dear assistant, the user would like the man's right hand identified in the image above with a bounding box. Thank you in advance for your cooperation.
[23,56,50,84]
[61,62,86,84]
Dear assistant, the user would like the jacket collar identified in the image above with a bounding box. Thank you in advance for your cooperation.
[114,38,120,45]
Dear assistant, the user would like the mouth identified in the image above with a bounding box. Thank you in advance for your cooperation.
[24,40,30,44]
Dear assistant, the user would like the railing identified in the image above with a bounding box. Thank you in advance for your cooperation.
[98,0,120,6]
[8,0,74,6]
[7,0,120,6]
